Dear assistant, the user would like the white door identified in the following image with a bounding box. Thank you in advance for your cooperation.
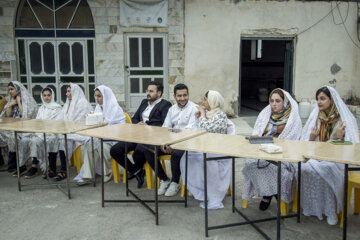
[125,34,168,112]
[19,38,94,104]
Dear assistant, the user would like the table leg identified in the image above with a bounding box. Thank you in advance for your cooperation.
[43,133,48,179]
[297,162,301,223]
[64,134,71,199]
[185,150,188,208]
[92,137,96,187]
[154,145,159,225]
[14,131,21,191]
[232,157,235,213]
[125,142,129,197]
[343,164,348,240]
[204,153,208,237]
[277,161,282,240]
[101,138,104,208]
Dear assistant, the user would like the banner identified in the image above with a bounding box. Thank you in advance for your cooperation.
[120,0,168,27]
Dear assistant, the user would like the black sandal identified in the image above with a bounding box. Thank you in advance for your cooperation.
[43,169,57,179]
[54,171,67,181]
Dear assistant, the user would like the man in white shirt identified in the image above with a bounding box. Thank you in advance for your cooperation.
[142,83,198,196]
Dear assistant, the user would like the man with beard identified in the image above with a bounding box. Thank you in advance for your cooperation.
[110,81,171,188]
[140,83,198,196]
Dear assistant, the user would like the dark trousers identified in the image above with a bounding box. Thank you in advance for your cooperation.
[58,151,67,172]
[143,147,184,183]
[110,142,147,174]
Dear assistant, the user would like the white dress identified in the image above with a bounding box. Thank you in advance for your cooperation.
[58,83,93,157]
[180,117,234,210]
[74,85,126,180]
[242,89,302,204]
[0,81,38,151]
[17,88,62,170]
[299,86,359,220]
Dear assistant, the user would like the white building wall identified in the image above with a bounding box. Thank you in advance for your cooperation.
[184,0,360,115]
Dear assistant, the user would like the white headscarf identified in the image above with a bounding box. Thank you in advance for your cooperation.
[94,85,126,125]
[252,89,302,141]
[206,90,225,119]
[301,86,359,211]
[36,88,62,120]
[1,81,38,119]
[62,83,92,121]
[302,85,359,143]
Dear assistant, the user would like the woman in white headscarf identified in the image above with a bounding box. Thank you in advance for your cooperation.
[180,90,233,209]
[17,87,62,178]
[242,88,302,211]
[300,86,359,225]
[75,85,126,185]
[55,83,93,181]
[0,81,38,173]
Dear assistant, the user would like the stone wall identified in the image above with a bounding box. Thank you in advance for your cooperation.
[88,0,185,109]
[0,0,185,111]
[0,0,16,94]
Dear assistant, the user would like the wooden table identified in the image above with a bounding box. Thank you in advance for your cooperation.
[76,123,206,224]
[0,119,105,199]
[304,142,360,240]
[171,133,309,240]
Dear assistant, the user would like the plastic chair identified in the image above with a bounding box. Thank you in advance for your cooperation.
[70,146,82,174]
[340,172,360,227]
[340,133,360,227]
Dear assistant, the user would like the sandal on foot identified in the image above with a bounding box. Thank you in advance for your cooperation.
[43,169,57,179]
[54,171,67,181]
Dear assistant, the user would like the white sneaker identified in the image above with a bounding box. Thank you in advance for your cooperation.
[165,182,181,197]
[326,215,338,225]
[158,179,171,195]
[104,172,113,183]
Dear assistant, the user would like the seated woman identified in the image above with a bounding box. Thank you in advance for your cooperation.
[180,90,233,209]
[75,85,126,185]
[300,86,359,225]
[56,83,93,181]
[242,88,302,211]
[17,87,62,178]
[0,81,37,174]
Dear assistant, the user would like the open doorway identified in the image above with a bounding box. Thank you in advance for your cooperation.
[239,38,294,115]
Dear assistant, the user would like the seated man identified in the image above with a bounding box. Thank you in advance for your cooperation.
[110,81,171,188]
[141,83,198,196]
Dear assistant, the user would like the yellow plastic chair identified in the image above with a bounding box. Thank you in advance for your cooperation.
[340,133,360,227]
[112,112,132,183]
[70,146,82,174]
[340,171,360,227]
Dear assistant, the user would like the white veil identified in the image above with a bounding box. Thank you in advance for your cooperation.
[62,83,92,121]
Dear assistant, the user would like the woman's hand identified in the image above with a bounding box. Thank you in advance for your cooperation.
[16,95,23,116]
[336,122,346,141]
[9,99,17,107]
[309,127,320,141]
[197,106,206,118]
[194,111,200,118]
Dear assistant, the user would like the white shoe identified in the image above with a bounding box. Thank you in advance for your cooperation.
[158,179,171,195]
[77,178,92,186]
[165,182,181,197]
[104,173,113,183]
[326,215,338,225]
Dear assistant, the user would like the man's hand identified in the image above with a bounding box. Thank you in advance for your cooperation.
[138,121,147,125]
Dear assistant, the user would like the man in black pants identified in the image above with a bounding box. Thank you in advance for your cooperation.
[141,83,198,196]
[110,81,171,188]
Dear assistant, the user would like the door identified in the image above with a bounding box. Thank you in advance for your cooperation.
[18,38,95,104]
[125,34,168,112]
